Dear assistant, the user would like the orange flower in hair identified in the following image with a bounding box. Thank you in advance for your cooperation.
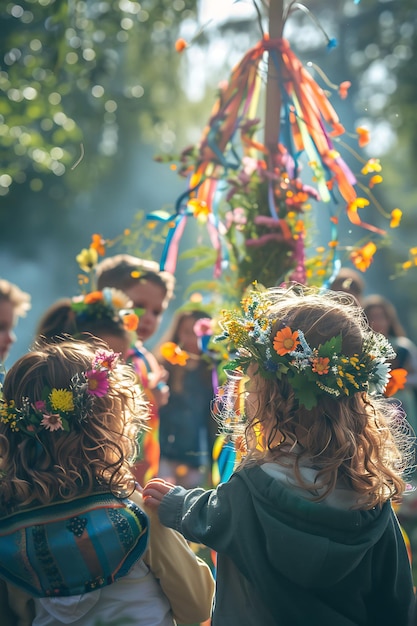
[84,291,104,304]
[273,327,299,356]
[312,356,330,375]
[384,368,407,398]
[123,313,139,332]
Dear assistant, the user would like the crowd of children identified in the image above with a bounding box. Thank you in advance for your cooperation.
[0,268,416,625]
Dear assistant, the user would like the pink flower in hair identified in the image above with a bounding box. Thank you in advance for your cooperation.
[85,370,110,397]
[193,318,213,337]
[34,400,46,412]
[92,350,119,371]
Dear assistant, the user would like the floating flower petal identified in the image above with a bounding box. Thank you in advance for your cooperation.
[175,38,188,53]
[90,233,106,256]
[390,208,402,229]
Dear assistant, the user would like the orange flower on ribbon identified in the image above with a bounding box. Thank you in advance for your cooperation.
[123,313,139,332]
[160,342,189,366]
[312,357,330,375]
[273,327,299,356]
[90,233,106,256]
[350,242,377,272]
[84,291,104,304]
[356,126,370,147]
[361,158,382,175]
[390,208,402,229]
[347,197,370,226]
[338,81,351,99]
[384,368,408,398]
[369,175,383,188]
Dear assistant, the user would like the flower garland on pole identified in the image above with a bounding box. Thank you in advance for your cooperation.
[146,0,401,302]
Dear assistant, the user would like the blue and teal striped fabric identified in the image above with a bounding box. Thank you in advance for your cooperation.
[0,492,148,597]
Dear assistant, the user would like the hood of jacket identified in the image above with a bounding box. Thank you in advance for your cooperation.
[235,465,391,590]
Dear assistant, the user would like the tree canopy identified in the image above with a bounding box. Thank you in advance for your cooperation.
[0,0,198,251]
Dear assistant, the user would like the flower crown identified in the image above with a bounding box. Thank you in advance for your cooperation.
[214,291,396,410]
[0,350,119,436]
[71,288,140,333]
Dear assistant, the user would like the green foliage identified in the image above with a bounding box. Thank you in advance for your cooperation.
[0,0,198,248]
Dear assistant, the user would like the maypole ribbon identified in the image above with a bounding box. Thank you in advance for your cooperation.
[151,28,389,283]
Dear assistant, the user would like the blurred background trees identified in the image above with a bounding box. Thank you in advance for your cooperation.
[0,0,198,252]
[0,0,416,362]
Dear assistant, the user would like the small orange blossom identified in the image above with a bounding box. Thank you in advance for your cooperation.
[350,242,377,272]
[312,357,330,375]
[160,342,189,366]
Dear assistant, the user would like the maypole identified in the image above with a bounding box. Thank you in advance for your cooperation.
[264,0,284,156]
[146,0,399,303]
[135,0,404,485]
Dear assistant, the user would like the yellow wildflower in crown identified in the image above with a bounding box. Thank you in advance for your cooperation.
[50,389,75,413]
[215,290,396,410]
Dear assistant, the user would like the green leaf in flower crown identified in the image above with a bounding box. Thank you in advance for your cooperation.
[223,360,242,372]
[71,301,85,313]
[61,416,71,432]
[276,362,289,377]
[318,333,342,358]
[290,374,318,410]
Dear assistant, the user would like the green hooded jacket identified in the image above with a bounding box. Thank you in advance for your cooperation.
[159,464,415,626]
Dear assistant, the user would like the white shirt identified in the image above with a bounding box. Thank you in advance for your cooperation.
[33,560,175,626]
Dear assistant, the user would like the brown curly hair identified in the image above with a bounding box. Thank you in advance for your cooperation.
[227,287,413,509]
[0,340,148,510]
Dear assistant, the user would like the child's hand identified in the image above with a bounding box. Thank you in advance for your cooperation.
[143,478,175,510]
[149,366,170,408]
[152,381,170,408]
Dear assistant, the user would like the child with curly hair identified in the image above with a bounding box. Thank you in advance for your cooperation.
[144,286,415,626]
[0,340,214,626]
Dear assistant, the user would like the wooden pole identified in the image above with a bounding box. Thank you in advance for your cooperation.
[264,0,284,155]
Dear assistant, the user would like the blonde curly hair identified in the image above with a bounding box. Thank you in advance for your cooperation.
[0,339,148,510]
